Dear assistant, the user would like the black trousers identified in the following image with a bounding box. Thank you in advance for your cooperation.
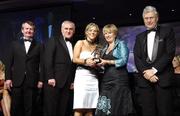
[43,83,71,116]
[137,84,173,116]
[11,80,38,116]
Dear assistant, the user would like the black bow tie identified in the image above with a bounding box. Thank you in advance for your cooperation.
[24,39,32,42]
[65,38,71,42]
[147,28,157,33]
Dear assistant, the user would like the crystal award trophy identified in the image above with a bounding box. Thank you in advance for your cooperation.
[92,44,103,64]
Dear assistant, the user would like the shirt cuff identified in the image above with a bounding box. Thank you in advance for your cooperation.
[152,67,158,74]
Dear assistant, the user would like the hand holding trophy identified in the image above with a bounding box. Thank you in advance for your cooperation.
[92,44,103,64]
[92,44,104,74]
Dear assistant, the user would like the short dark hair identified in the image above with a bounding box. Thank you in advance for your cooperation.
[21,20,36,30]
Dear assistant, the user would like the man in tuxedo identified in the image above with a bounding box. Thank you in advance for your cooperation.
[44,20,76,116]
[5,21,43,116]
[134,6,176,116]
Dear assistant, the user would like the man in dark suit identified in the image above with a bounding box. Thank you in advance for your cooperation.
[134,6,176,116]
[43,20,76,116]
[5,21,43,116]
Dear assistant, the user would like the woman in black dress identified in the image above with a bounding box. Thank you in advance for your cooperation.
[95,24,135,116]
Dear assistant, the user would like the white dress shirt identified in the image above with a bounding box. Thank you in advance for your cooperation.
[147,31,158,73]
[147,31,156,61]
[65,40,73,60]
[24,41,31,53]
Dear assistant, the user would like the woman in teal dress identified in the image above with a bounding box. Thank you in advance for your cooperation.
[95,24,135,116]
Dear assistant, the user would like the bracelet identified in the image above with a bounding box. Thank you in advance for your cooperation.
[110,60,115,65]
[109,60,113,64]
[109,60,111,64]
[107,60,111,64]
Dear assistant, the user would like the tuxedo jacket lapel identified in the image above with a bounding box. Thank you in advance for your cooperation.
[143,33,147,55]
[27,40,35,55]
[19,39,27,56]
[139,32,153,64]
[58,37,71,60]
[151,30,160,62]
[142,28,161,64]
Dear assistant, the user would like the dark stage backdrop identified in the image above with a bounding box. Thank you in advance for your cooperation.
[0,5,71,63]
[0,6,179,72]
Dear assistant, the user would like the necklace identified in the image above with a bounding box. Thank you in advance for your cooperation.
[86,38,96,44]
[84,40,96,52]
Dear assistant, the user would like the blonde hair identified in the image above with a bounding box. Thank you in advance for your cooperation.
[0,61,5,72]
[176,55,180,63]
[102,24,118,36]
[85,22,100,35]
